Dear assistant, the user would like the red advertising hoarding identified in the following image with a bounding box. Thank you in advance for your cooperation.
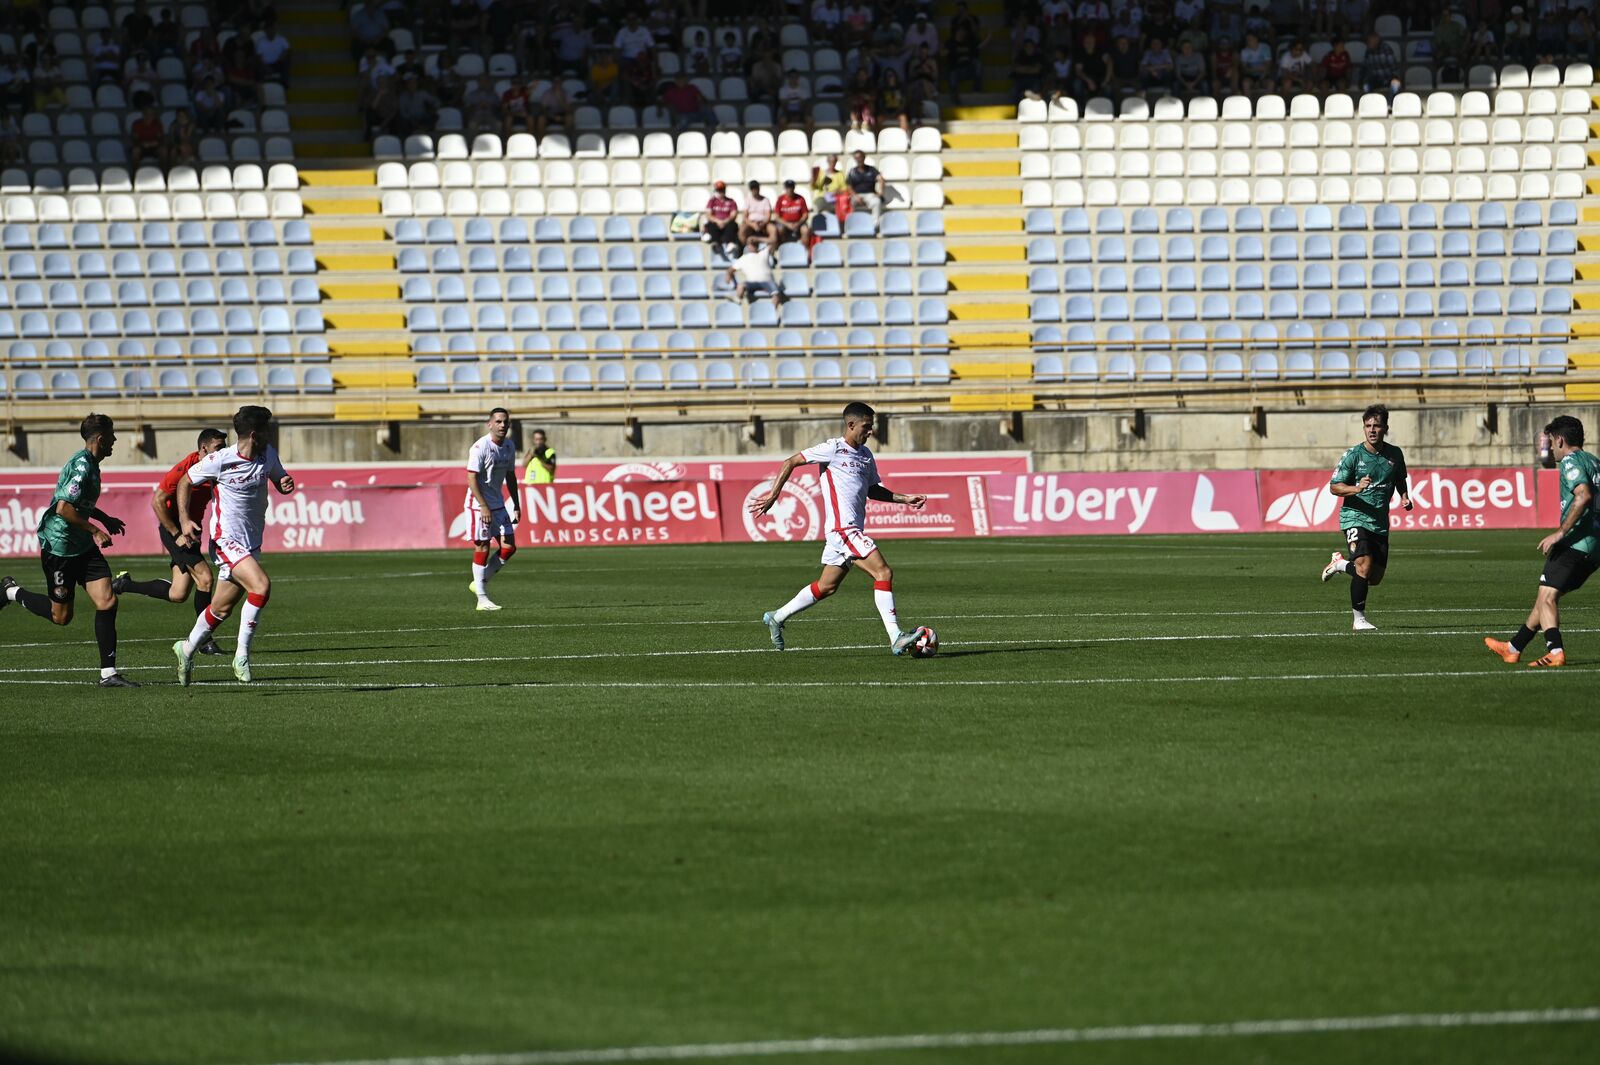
[985,471,1265,536]
[451,480,724,547]
[1257,467,1542,532]
[719,473,993,545]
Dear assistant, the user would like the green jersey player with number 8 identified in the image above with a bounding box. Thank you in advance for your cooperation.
[1319,403,1413,631]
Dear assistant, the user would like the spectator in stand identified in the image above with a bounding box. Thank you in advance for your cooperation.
[773,179,812,249]
[1076,0,1112,34]
[718,31,744,74]
[350,3,391,62]
[392,70,440,137]
[0,56,29,112]
[1073,33,1110,102]
[129,105,164,167]
[256,19,292,87]
[1239,31,1273,95]
[906,11,940,55]
[749,50,784,104]
[535,79,574,138]
[501,77,533,138]
[646,6,676,50]
[704,180,742,260]
[194,75,228,134]
[587,46,620,106]
[1321,38,1352,94]
[878,67,912,129]
[550,13,592,70]
[740,179,774,246]
[622,48,657,108]
[1210,37,1240,94]
[151,8,181,60]
[359,45,394,89]
[1174,38,1208,98]
[813,153,847,213]
[121,0,154,54]
[1277,39,1312,93]
[1469,20,1498,62]
[907,42,939,119]
[31,49,64,112]
[1047,45,1073,101]
[1140,36,1176,93]
[1536,5,1566,58]
[91,36,123,90]
[165,109,197,168]
[1569,8,1595,63]
[1360,31,1399,92]
[1107,35,1141,96]
[464,76,501,135]
[813,0,845,48]
[0,112,20,166]
[842,2,874,48]
[1434,8,1468,74]
[447,0,480,51]
[944,18,986,104]
[123,49,158,108]
[1110,6,1141,44]
[778,69,811,130]
[188,27,220,67]
[846,149,884,219]
[725,237,784,306]
[613,12,655,62]
[687,29,713,75]
[366,73,398,138]
[848,65,877,130]
[1243,4,1273,40]
[662,72,717,130]
[1505,7,1535,66]
[1011,38,1047,100]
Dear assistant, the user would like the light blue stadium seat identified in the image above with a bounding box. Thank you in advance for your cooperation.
[566,217,597,243]
[873,268,906,296]
[78,253,109,277]
[1541,289,1572,314]
[1132,266,1160,291]
[1097,236,1126,262]
[1545,229,1576,256]
[680,303,711,328]
[1236,235,1264,261]
[814,269,844,297]
[678,273,709,299]
[1142,323,1172,349]
[536,247,566,271]
[433,276,464,302]
[1269,264,1297,289]
[1164,294,1194,319]
[1506,288,1537,315]
[882,213,912,238]
[776,243,808,269]
[847,269,877,296]
[675,245,708,270]
[1474,231,1505,257]
[1133,295,1162,320]
[1057,208,1087,233]
[807,330,840,358]
[774,359,806,386]
[1249,323,1278,349]
[1440,232,1470,257]
[879,240,912,267]
[71,223,102,247]
[914,240,945,266]
[811,243,843,269]
[1130,236,1159,263]
[1267,236,1295,261]
[916,298,948,324]
[1515,259,1543,285]
[1235,264,1264,290]
[917,356,950,383]
[1060,266,1089,292]
[1198,236,1226,262]
[1129,208,1159,233]
[1096,209,1125,233]
[1033,354,1065,382]
[1099,353,1131,379]
[423,219,453,244]
[844,213,876,239]
[1061,353,1094,379]
[1105,325,1134,350]
[1164,207,1194,232]
[1284,322,1315,350]
[1304,292,1332,318]
[643,303,679,330]
[1235,293,1264,319]
[736,360,770,388]
[915,269,946,295]
[1026,209,1055,234]
[1196,207,1226,233]
[1267,207,1295,232]
[1098,265,1127,291]
[1063,237,1091,262]
[1062,297,1089,321]
[814,214,840,239]
[1100,294,1129,320]
[1161,265,1192,291]
[408,305,439,331]
[1235,207,1263,232]
[429,247,460,273]
[84,281,113,306]
[573,246,601,272]
[466,246,496,272]
[812,300,844,327]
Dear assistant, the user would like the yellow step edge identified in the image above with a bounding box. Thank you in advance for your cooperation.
[944,105,1018,121]
[312,230,389,247]
[1564,384,1600,401]
[1570,353,1600,369]
[323,312,407,330]
[951,331,1031,348]
[944,133,1019,150]
[952,361,1033,380]
[1580,236,1600,252]
[296,114,367,132]
[303,198,382,215]
[1589,150,1600,166]
[334,402,423,421]
[945,187,1024,206]
[1574,293,1600,311]
[328,341,411,356]
[951,393,1034,412]
[299,169,378,188]
[317,253,397,271]
[290,86,359,104]
[948,272,1029,292]
[946,244,1024,263]
[945,216,1024,234]
[1591,122,1600,138]
[948,302,1031,321]
[321,282,402,301]
[1583,207,1600,223]
[1576,263,1600,281]
[1570,321,1600,337]
[945,161,1021,178]
[1587,178,1600,195]
[334,370,415,389]
[295,142,374,159]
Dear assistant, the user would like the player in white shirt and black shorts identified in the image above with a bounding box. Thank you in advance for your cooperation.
[171,405,296,685]
[466,407,522,612]
[749,402,929,654]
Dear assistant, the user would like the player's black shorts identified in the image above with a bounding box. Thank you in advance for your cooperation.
[160,525,206,570]
[1540,545,1598,594]
[39,546,113,604]
[1343,527,1390,569]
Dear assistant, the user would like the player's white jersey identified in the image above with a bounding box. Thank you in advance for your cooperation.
[188,444,287,553]
[801,437,880,531]
[466,433,517,513]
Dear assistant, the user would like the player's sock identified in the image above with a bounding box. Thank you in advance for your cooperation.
[1333,559,1352,574]
[773,581,821,623]
[122,577,173,600]
[471,550,489,594]
[485,543,515,582]
[873,580,901,640]
[95,605,117,675]
[237,591,268,658]
[1510,624,1539,653]
[1349,574,1368,614]
[13,586,54,620]
[1544,627,1563,654]
[182,606,224,656]
[194,588,212,616]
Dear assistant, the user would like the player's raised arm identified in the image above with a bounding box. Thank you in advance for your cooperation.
[748,453,807,515]
[867,483,926,509]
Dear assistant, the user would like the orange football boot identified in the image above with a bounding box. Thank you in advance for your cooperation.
[1483,637,1520,664]
[1527,649,1567,668]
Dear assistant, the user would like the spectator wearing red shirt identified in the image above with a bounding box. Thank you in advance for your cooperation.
[661,72,717,130]
[773,179,812,248]
[129,106,164,167]
[1321,39,1352,93]
[703,180,741,259]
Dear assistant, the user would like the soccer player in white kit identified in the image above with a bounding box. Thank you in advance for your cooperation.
[171,405,295,685]
[467,407,522,612]
[750,402,928,654]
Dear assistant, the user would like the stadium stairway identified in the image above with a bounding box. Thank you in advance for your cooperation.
[937,108,1037,409]
[277,2,372,162]
[1572,97,1600,400]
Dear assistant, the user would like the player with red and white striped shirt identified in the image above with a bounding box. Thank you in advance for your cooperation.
[750,402,927,654]
[172,405,295,685]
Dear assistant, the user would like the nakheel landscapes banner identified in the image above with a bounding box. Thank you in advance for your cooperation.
[0,463,1563,556]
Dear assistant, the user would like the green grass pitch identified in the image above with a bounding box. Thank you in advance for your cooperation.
[1,531,1597,1065]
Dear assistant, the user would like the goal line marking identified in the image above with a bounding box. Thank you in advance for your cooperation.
[256,1006,1600,1065]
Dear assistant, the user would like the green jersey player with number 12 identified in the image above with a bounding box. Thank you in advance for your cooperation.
[1319,404,1413,631]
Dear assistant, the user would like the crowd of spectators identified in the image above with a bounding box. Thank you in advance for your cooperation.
[1007,0,1600,107]
[0,0,293,170]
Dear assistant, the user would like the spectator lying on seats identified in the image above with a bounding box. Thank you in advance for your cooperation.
[725,238,785,306]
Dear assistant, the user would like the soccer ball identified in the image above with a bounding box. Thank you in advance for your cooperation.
[911,626,939,658]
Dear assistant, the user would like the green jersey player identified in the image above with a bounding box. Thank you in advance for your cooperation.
[1319,404,1413,631]
[1485,415,1599,668]
[0,413,138,686]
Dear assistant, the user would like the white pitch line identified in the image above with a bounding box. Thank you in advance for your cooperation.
[252,1006,1600,1065]
[0,667,1590,690]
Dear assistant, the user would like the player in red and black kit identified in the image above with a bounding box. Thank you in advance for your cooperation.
[773,178,811,249]
[111,428,229,655]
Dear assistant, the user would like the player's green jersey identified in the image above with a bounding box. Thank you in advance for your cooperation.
[1331,441,1408,535]
[1555,449,1600,555]
[37,449,101,557]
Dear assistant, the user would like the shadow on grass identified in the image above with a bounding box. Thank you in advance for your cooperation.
[937,646,1066,659]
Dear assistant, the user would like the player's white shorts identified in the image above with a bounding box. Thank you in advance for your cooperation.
[472,506,516,542]
[821,526,877,568]
[213,537,261,583]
